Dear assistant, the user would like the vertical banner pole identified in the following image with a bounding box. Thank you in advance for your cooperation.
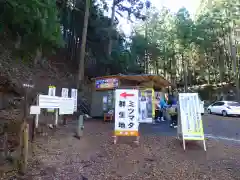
[203,139,207,151]
[75,115,84,139]
[183,138,186,151]
[177,105,181,140]
[113,136,117,144]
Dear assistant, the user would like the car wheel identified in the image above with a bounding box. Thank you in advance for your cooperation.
[207,109,211,114]
[222,110,227,117]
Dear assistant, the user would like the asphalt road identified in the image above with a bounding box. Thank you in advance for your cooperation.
[203,114,240,140]
[140,114,240,141]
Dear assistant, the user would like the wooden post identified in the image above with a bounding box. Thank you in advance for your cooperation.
[134,136,140,145]
[22,86,28,121]
[54,109,58,128]
[75,115,84,139]
[113,136,118,144]
[62,115,67,125]
[31,117,36,142]
[19,123,29,175]
[3,132,8,158]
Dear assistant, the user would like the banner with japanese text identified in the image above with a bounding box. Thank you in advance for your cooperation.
[179,93,205,140]
[114,89,139,136]
[139,88,155,123]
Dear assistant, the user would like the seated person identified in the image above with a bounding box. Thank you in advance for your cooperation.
[168,103,178,128]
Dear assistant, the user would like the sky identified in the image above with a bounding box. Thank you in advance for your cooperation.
[109,0,201,36]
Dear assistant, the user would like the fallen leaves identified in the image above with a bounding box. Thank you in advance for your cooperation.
[1,120,240,180]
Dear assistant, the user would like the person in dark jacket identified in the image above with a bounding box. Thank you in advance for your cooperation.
[155,97,160,121]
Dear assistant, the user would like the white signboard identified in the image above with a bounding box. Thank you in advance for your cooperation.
[39,95,61,108]
[179,93,206,151]
[30,106,41,115]
[114,89,139,136]
[71,89,78,112]
[59,98,74,115]
[61,88,69,98]
[47,85,56,112]
[35,95,75,129]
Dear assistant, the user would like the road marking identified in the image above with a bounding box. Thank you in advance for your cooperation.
[205,134,240,143]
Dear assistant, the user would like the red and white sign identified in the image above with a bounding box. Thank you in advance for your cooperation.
[114,89,139,136]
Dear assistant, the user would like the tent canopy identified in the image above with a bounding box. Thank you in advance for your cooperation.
[92,74,171,90]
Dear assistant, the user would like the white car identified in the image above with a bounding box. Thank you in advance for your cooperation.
[207,101,240,116]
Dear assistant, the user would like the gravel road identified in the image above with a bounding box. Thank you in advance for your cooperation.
[4,118,239,180]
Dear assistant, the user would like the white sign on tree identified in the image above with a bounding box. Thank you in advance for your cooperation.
[30,106,40,115]
[114,89,139,138]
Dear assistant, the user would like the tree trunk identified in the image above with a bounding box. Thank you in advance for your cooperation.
[14,34,21,49]
[205,50,210,84]
[163,57,166,78]
[144,21,148,74]
[218,47,224,83]
[108,0,116,56]
[181,53,187,92]
[77,0,91,90]
[144,51,148,73]
[169,57,172,83]
[229,31,239,100]
[67,10,75,62]
[187,58,190,86]
[223,36,231,79]
[171,49,176,86]
[34,47,42,67]
[70,32,75,62]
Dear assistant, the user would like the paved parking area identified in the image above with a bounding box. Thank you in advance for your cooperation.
[140,114,240,141]
[203,114,240,140]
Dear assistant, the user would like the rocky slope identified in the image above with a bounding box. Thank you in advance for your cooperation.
[0,39,92,117]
